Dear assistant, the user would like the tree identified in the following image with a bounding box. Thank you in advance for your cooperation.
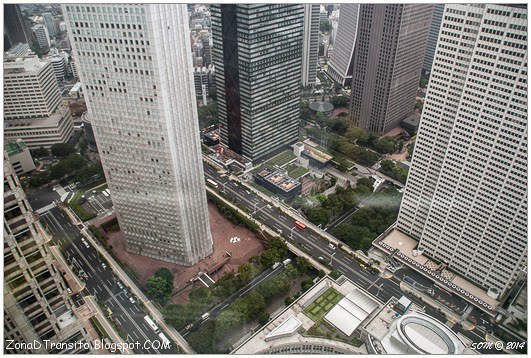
[208,86,217,100]
[164,304,189,329]
[330,118,349,133]
[188,287,213,306]
[79,137,88,155]
[295,257,312,275]
[237,263,256,284]
[284,263,299,279]
[305,206,330,227]
[64,153,86,170]
[374,137,397,154]
[259,249,282,268]
[285,296,295,306]
[29,172,50,187]
[330,96,349,108]
[31,147,49,158]
[320,20,331,32]
[357,177,374,190]
[258,311,270,326]
[407,142,415,159]
[187,320,216,353]
[49,161,69,180]
[146,276,171,305]
[51,143,76,157]
[300,101,312,121]
[155,268,174,286]
[301,278,314,292]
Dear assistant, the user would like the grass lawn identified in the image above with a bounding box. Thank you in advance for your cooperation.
[254,150,296,173]
[304,287,343,322]
[68,191,96,221]
[249,182,275,197]
[287,164,309,179]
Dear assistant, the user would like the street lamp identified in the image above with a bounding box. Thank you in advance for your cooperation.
[290,226,296,240]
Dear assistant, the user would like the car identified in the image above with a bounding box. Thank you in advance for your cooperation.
[117,281,124,289]
[101,263,107,269]
[129,297,136,304]
[84,242,90,248]
[328,243,336,250]
[318,256,325,262]
[123,289,129,297]
[66,288,73,294]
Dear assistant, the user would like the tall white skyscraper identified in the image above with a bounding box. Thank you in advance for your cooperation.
[301,4,320,87]
[32,24,51,50]
[63,4,213,265]
[397,4,527,295]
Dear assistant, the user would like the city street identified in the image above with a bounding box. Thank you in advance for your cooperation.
[39,207,178,354]
[202,163,515,352]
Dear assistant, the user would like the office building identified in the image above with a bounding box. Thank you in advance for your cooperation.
[43,12,57,38]
[4,4,31,50]
[349,4,433,135]
[3,154,94,353]
[211,4,304,162]
[64,4,213,265]
[396,4,528,296]
[193,65,215,99]
[6,139,36,176]
[302,4,320,87]
[202,35,212,66]
[326,4,360,86]
[48,55,67,82]
[32,24,51,50]
[4,56,73,148]
[5,43,32,59]
[422,4,445,74]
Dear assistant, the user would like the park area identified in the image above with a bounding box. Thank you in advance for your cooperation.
[304,287,343,321]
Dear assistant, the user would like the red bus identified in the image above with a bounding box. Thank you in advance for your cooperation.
[295,221,306,230]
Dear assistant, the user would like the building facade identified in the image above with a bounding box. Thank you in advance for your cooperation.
[302,4,320,87]
[43,12,58,38]
[32,24,51,50]
[64,4,213,265]
[326,4,360,86]
[3,56,73,148]
[350,4,433,136]
[6,140,36,176]
[4,4,31,50]
[422,4,445,74]
[3,154,93,353]
[211,4,304,162]
[396,4,528,295]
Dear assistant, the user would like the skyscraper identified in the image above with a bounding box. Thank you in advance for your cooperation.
[32,24,51,50]
[3,4,31,50]
[63,4,213,266]
[302,4,320,87]
[4,154,94,353]
[326,4,360,86]
[211,4,304,162]
[349,4,433,135]
[396,4,527,296]
[43,12,58,38]
[422,4,445,74]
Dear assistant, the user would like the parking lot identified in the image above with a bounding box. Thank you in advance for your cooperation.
[81,189,113,215]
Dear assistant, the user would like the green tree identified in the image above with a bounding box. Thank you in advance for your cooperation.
[330,118,349,133]
[295,257,312,274]
[301,278,314,292]
[164,304,190,329]
[49,161,69,180]
[30,147,49,158]
[374,137,397,154]
[155,267,174,288]
[320,20,331,32]
[258,311,270,326]
[64,153,86,170]
[330,96,349,108]
[79,137,88,155]
[188,287,213,306]
[300,101,312,121]
[29,172,50,187]
[187,320,216,353]
[259,249,282,268]
[237,263,256,284]
[146,276,171,305]
[215,310,245,337]
[407,142,415,159]
[284,263,299,279]
[356,177,374,190]
[51,143,76,157]
[305,207,330,227]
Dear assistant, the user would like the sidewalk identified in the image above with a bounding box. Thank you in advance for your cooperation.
[60,205,194,354]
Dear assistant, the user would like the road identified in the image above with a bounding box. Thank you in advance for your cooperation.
[39,207,179,354]
[181,264,285,336]
[202,163,523,352]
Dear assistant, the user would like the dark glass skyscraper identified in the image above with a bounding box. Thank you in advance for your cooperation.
[3,4,31,51]
[211,4,304,162]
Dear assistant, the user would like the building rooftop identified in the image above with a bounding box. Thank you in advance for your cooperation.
[256,168,301,193]
[302,144,333,164]
[4,56,46,75]
[324,289,379,336]
[4,105,70,129]
[233,276,382,354]
[375,228,500,312]
[5,140,28,156]
[204,129,219,141]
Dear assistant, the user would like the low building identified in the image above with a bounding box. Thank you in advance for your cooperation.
[233,276,382,354]
[6,139,36,175]
[5,43,31,59]
[301,144,332,169]
[203,129,219,146]
[254,168,301,200]
[48,55,67,82]
[69,82,83,98]
[401,113,420,135]
[4,105,74,149]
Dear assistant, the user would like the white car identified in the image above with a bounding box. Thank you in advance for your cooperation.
[328,243,336,250]
[101,263,107,269]
[129,297,136,304]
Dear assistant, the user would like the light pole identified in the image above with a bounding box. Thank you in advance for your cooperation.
[329,252,336,266]
[290,226,296,240]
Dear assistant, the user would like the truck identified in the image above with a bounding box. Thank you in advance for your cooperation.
[206,178,219,189]
[157,332,171,347]
[295,221,306,230]
[144,315,160,333]
[201,312,210,321]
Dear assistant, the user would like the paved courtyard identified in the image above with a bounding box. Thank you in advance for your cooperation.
[96,202,265,303]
